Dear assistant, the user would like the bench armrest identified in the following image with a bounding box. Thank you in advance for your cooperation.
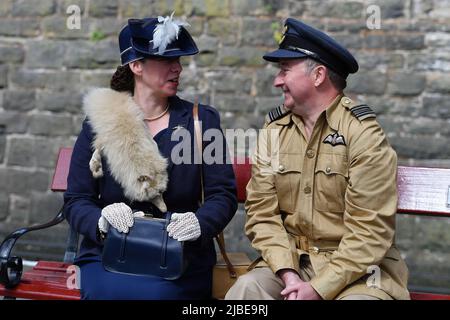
[0,206,65,288]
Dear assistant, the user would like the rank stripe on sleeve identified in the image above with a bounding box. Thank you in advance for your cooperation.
[350,104,376,120]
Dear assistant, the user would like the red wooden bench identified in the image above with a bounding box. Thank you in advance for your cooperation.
[1,147,450,300]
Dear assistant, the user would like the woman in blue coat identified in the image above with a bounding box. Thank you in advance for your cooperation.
[63,15,237,300]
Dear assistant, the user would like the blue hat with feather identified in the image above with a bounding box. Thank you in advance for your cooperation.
[119,13,199,65]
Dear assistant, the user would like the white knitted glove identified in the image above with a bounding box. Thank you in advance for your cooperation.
[166,212,201,241]
[98,202,145,234]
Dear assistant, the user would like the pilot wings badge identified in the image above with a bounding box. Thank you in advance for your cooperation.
[323,132,346,147]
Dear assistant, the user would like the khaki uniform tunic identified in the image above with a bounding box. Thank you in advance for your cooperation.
[245,95,410,300]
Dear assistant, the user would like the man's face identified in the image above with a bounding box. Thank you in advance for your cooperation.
[273,59,315,110]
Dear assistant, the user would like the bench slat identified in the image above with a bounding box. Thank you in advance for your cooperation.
[232,158,252,203]
[0,283,80,300]
[33,261,73,272]
[22,271,71,284]
[410,292,450,300]
[50,148,73,192]
[0,260,81,299]
[397,166,450,217]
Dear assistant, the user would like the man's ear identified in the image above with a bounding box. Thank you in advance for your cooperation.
[129,60,143,76]
[313,65,327,87]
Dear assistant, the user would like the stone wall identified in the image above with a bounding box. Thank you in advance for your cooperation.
[0,0,449,293]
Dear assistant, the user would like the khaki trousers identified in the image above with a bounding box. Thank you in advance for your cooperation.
[225,255,380,300]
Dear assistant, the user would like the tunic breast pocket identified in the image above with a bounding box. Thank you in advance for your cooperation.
[314,154,349,213]
[274,153,302,213]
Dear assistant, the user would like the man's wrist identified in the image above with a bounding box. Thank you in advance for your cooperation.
[277,268,301,283]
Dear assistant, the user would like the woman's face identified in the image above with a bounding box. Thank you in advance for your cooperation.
[135,57,183,98]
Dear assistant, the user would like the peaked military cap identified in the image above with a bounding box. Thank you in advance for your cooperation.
[263,18,359,79]
[119,14,199,66]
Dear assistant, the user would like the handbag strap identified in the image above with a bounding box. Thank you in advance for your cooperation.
[160,212,172,268]
[192,101,237,279]
[192,101,204,205]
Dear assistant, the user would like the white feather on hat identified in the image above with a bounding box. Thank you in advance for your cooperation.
[152,12,189,55]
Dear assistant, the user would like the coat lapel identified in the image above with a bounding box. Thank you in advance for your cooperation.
[160,96,192,174]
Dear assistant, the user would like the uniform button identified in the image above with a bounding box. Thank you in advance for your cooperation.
[306,149,315,158]
[312,247,320,254]
[343,98,351,105]
[325,167,331,174]
[304,186,311,194]
[278,165,285,172]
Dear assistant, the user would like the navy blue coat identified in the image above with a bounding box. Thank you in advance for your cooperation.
[64,93,237,299]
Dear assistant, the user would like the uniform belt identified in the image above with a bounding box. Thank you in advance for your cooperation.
[294,235,339,254]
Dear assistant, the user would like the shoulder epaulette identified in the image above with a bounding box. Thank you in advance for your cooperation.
[265,105,290,124]
[349,104,376,121]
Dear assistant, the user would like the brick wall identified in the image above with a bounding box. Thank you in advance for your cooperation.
[0,0,449,293]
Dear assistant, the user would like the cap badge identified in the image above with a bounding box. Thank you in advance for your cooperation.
[279,25,288,44]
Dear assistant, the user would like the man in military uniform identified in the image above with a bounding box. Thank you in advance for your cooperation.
[225,18,410,300]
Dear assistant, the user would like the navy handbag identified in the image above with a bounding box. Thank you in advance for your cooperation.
[102,212,186,280]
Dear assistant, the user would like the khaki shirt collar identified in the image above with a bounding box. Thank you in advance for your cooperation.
[275,94,347,130]
[273,109,293,126]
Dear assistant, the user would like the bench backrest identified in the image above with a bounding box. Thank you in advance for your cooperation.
[53,147,450,217]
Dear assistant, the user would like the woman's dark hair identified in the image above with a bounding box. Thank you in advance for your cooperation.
[110,64,135,94]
